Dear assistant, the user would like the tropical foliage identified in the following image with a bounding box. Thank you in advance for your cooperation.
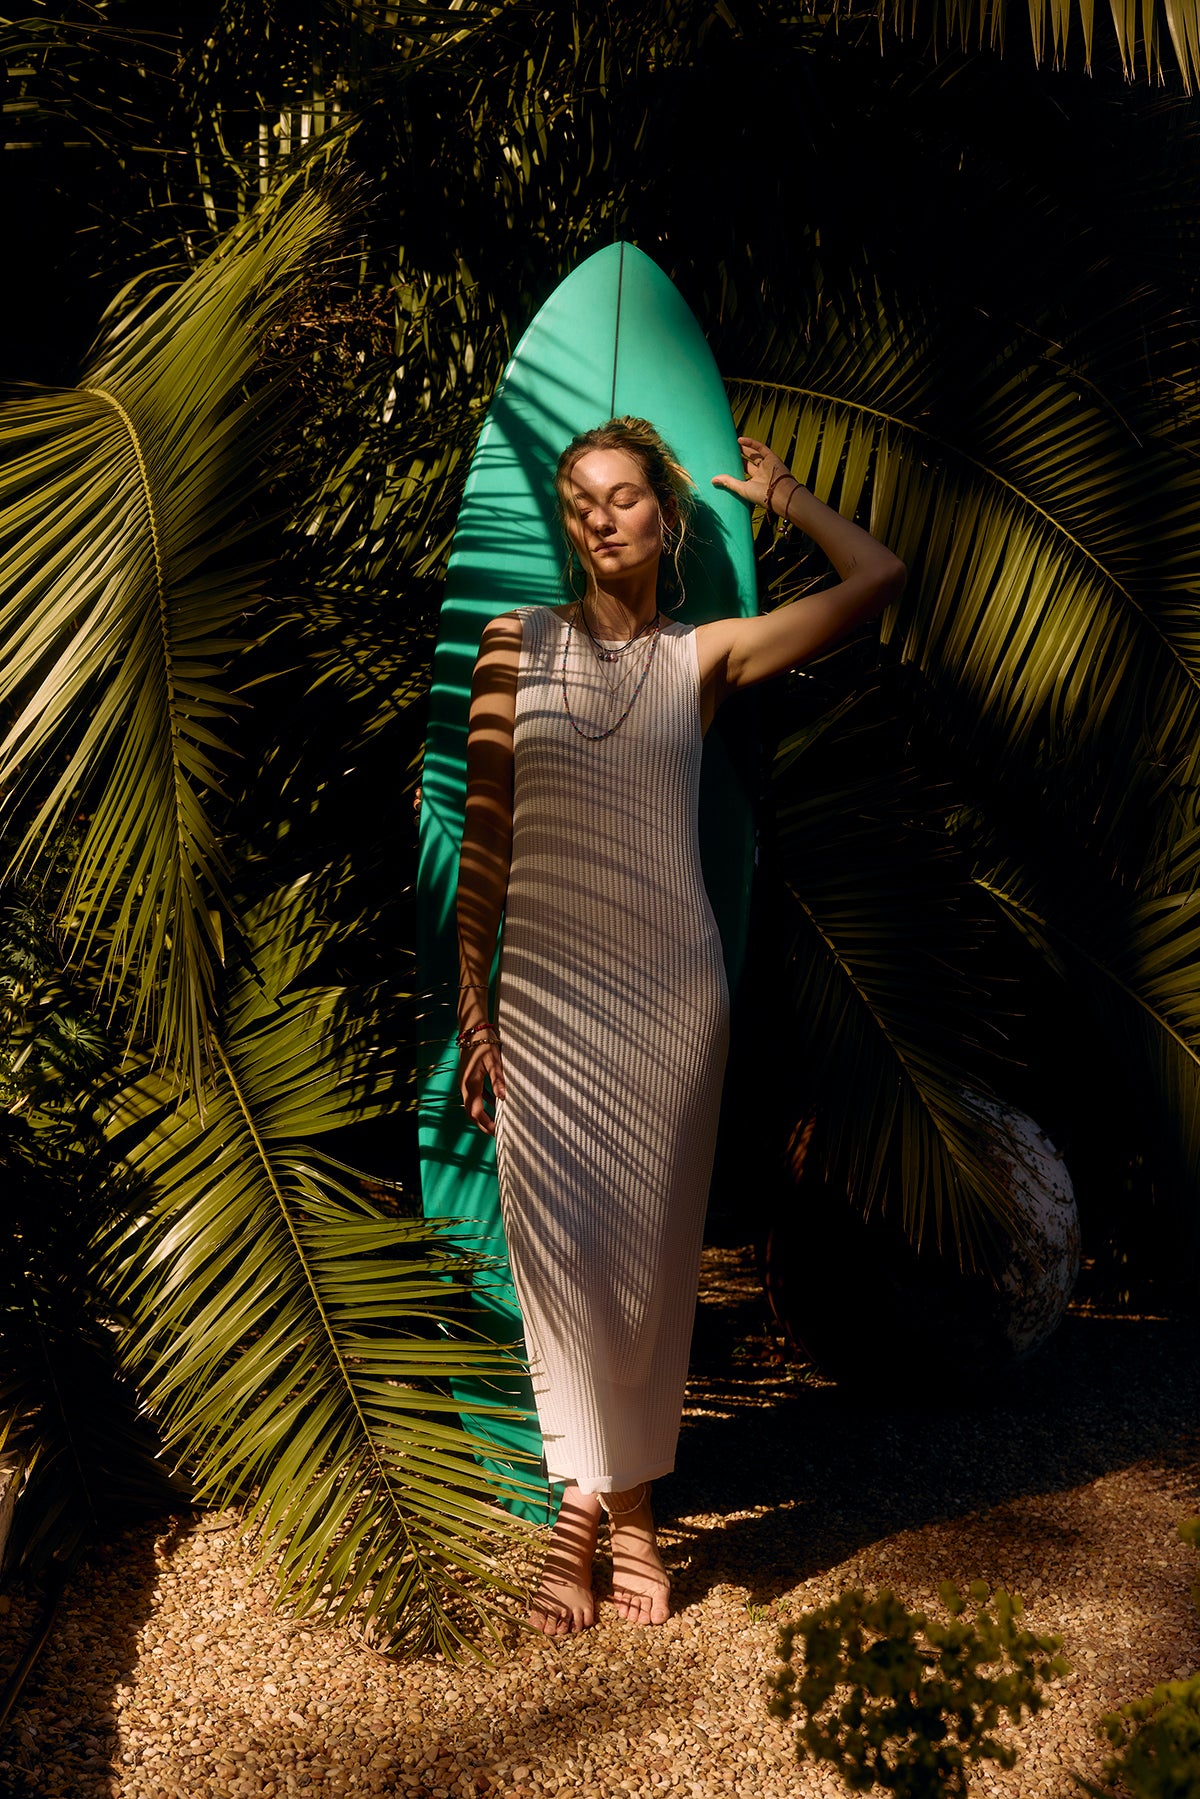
[729,276,1200,1262]
[0,138,538,1650]
[0,891,181,1575]
[103,879,535,1656]
[878,0,1200,88]
[0,147,349,1086]
[2,0,1200,1644]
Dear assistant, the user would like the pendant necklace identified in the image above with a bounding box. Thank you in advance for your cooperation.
[560,603,662,742]
[577,598,657,701]
[589,628,651,702]
[578,598,658,664]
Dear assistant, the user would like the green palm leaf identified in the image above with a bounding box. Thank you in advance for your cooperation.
[767,682,1022,1265]
[728,291,1200,880]
[977,843,1200,1244]
[734,290,1200,1254]
[0,147,349,1089]
[864,0,1200,89]
[103,881,534,1656]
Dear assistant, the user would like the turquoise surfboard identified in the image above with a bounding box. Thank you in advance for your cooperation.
[415,242,758,1520]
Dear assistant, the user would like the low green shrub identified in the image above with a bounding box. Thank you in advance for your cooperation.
[1077,1673,1200,1799]
[769,1580,1068,1798]
[1075,1517,1200,1799]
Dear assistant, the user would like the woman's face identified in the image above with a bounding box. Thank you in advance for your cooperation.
[564,448,664,584]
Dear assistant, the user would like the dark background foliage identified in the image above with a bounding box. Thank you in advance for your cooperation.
[7,0,1200,1274]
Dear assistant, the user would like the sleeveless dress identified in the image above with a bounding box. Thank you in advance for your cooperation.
[493,604,730,1495]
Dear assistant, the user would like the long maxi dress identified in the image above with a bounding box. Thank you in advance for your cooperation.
[492,603,730,1496]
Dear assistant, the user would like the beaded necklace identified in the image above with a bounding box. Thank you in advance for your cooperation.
[559,605,662,742]
[579,598,658,663]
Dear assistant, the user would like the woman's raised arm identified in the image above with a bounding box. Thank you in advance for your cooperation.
[455,610,521,1134]
[700,435,906,695]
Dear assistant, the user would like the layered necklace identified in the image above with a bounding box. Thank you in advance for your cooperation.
[560,599,662,742]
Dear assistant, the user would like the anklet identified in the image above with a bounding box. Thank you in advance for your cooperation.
[598,1482,647,1518]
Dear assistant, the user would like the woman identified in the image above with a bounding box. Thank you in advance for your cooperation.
[456,419,905,1637]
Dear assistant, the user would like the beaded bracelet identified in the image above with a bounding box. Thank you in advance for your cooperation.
[764,468,802,526]
[456,1021,501,1051]
[763,466,789,518]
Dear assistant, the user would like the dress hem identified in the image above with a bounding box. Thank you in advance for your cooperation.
[547,1460,676,1496]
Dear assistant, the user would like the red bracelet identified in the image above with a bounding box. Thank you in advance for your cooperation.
[765,468,801,523]
[456,1021,500,1050]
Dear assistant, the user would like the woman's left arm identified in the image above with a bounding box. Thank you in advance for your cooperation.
[701,435,907,693]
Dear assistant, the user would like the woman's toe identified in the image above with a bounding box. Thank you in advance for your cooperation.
[530,1595,569,1636]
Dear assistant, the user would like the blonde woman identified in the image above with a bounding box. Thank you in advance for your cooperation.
[456,419,905,1636]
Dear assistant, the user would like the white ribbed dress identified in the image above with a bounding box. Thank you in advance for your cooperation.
[493,604,730,1495]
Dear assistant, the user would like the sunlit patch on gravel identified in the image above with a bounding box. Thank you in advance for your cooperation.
[1,1244,1198,1798]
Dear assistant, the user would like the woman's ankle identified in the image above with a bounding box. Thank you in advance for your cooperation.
[599,1482,653,1522]
[560,1485,603,1519]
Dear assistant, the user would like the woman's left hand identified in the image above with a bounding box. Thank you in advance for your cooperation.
[711,435,798,513]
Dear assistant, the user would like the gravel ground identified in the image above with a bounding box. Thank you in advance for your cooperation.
[2,1243,1199,1799]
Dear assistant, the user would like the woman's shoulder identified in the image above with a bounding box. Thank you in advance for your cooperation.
[476,603,567,660]
[495,603,574,636]
[484,603,569,627]
[479,606,536,636]
[475,610,524,666]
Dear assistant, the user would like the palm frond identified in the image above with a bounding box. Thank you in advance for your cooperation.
[103,881,534,1657]
[766,682,1025,1266]
[977,844,1200,1247]
[863,0,1200,89]
[0,143,351,1089]
[728,289,1200,882]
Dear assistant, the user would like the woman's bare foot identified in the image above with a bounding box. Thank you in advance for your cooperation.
[603,1484,671,1626]
[526,1486,601,1636]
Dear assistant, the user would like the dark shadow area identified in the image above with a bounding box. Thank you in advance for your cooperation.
[667,1244,1200,1609]
[0,1520,181,1798]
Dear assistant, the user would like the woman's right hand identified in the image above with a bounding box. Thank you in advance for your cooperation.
[460,1038,507,1136]
[711,435,800,515]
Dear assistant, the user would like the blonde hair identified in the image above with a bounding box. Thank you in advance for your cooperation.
[554,416,696,606]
